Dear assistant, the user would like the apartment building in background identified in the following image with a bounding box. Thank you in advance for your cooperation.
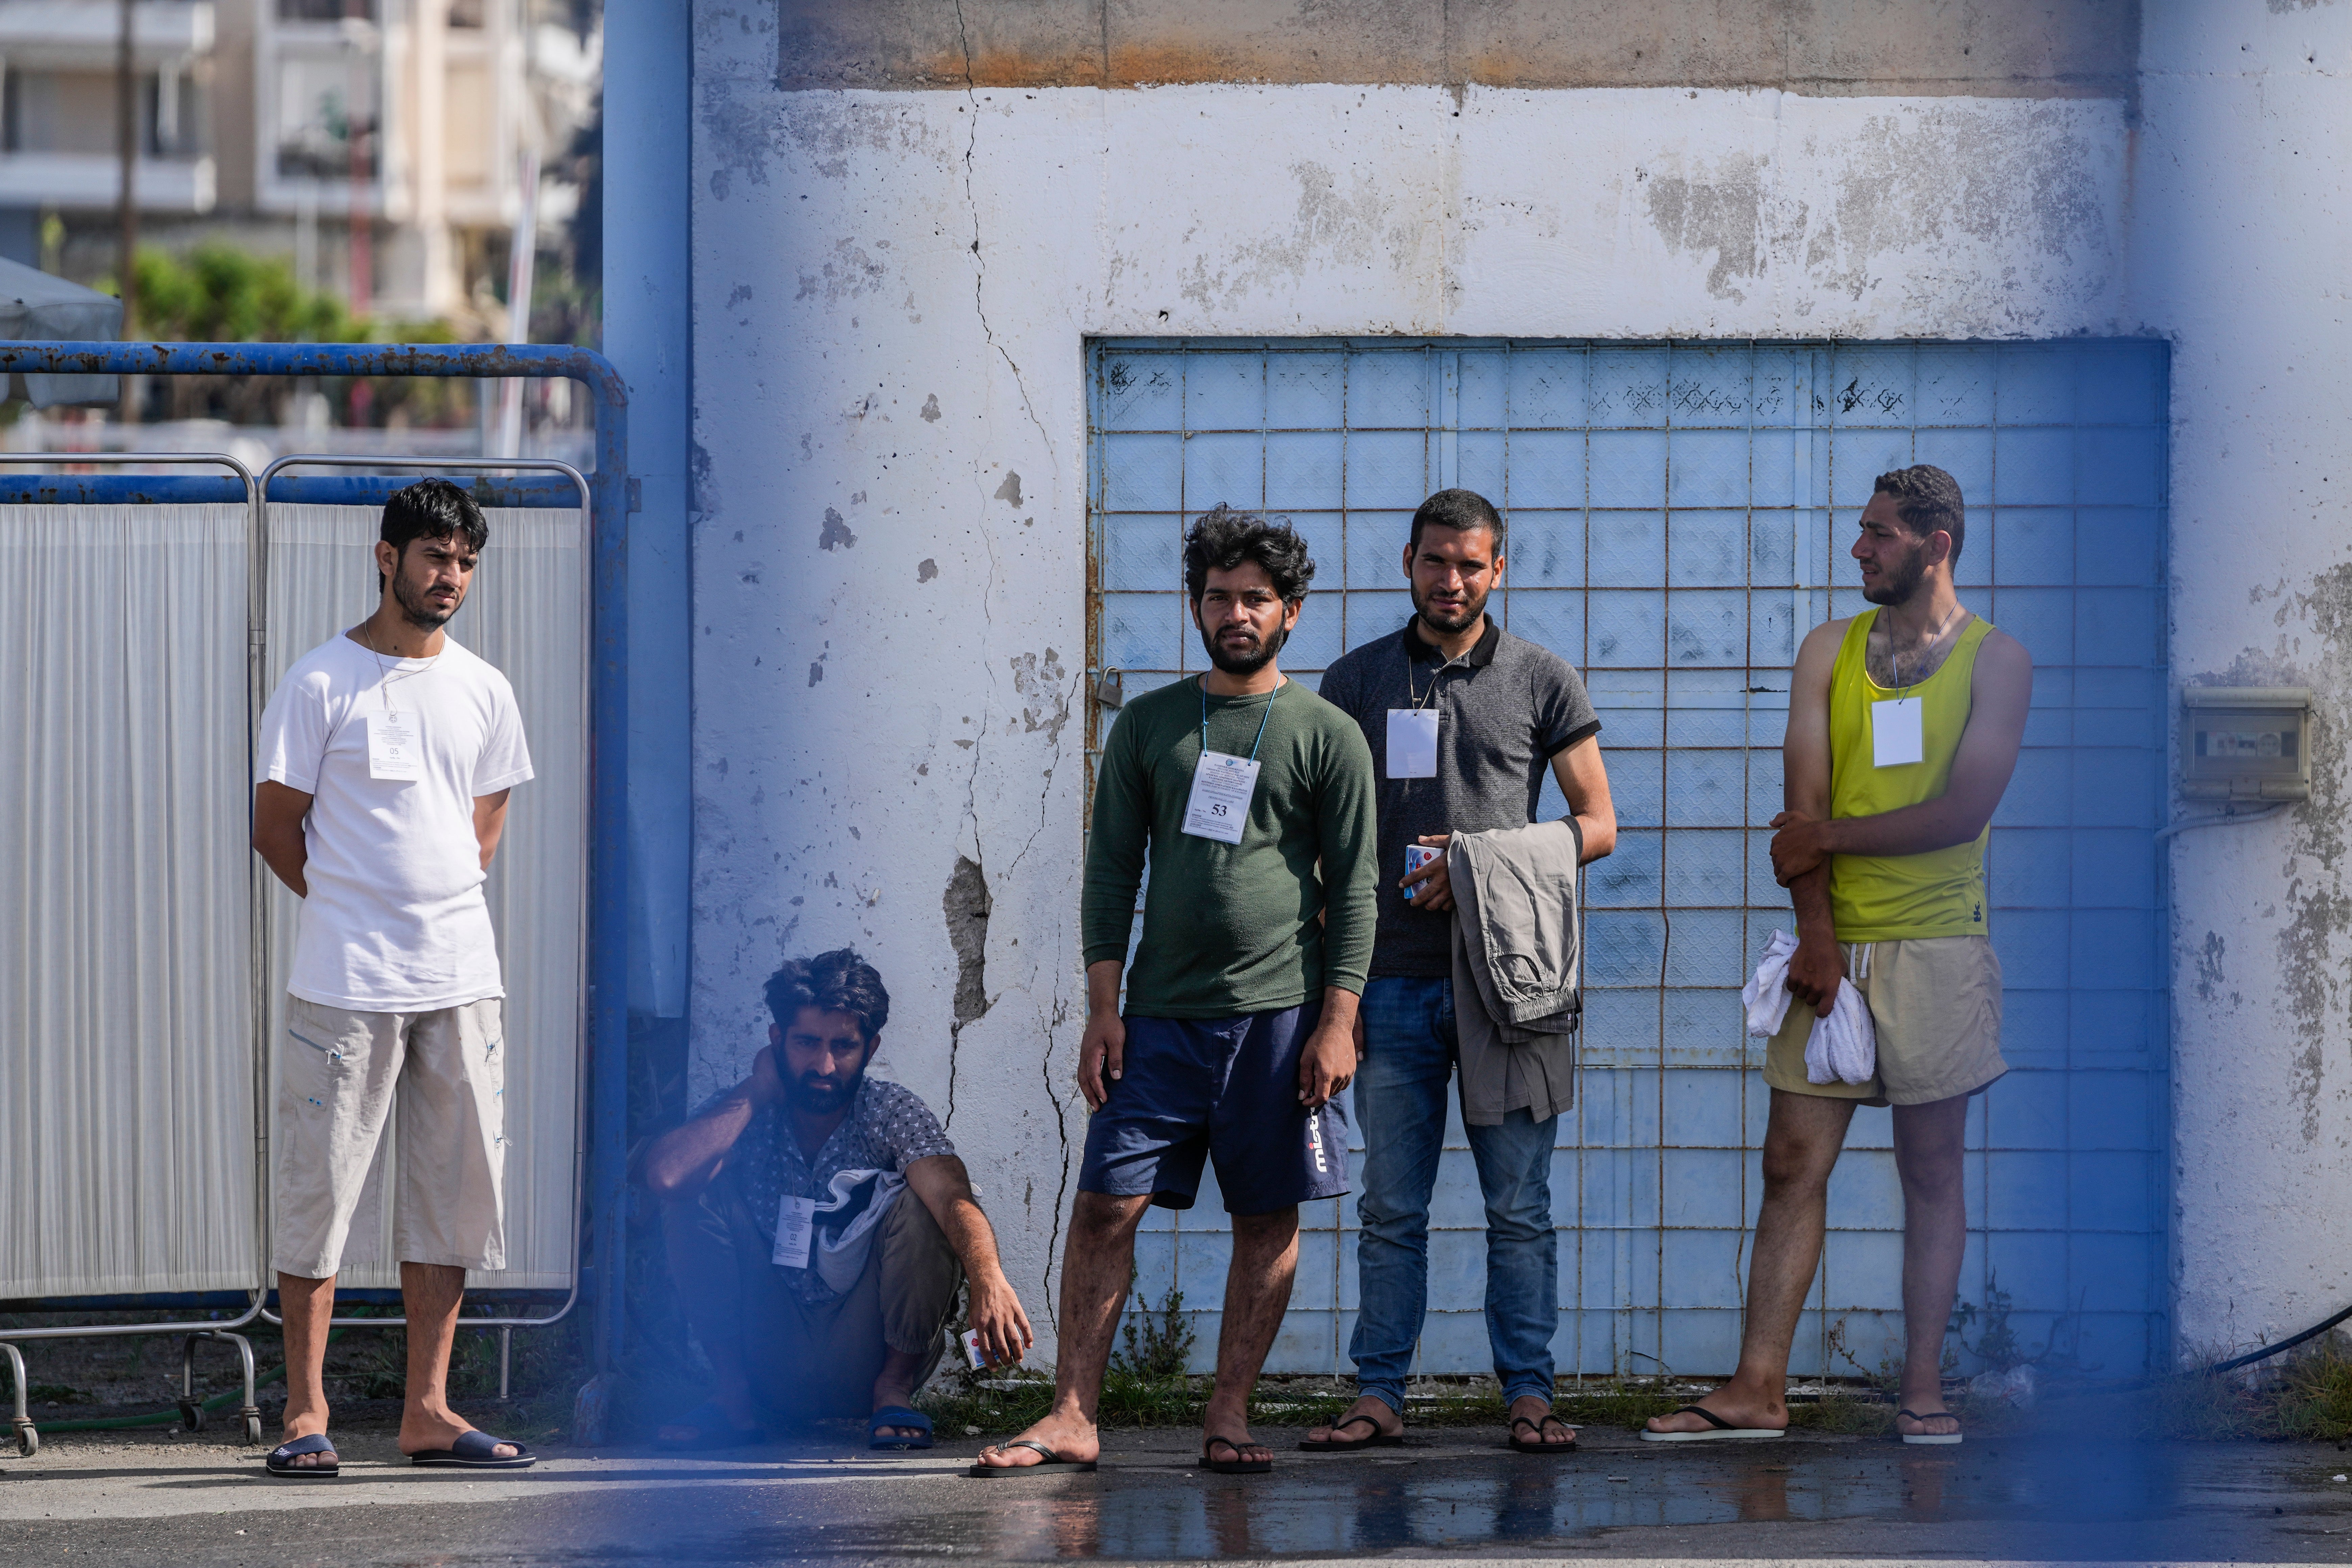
[0,0,597,326]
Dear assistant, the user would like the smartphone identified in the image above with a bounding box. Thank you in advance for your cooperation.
[1403,843,1439,900]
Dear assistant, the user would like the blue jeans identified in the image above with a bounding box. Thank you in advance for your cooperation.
[1349,975,1559,1413]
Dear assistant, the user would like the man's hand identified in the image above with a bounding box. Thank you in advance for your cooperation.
[747,1045,787,1108]
[1768,811,1833,886]
[1078,1008,1126,1111]
[965,1267,1036,1369]
[1401,832,1455,912]
[1785,933,1845,1013]
[1298,996,1359,1109]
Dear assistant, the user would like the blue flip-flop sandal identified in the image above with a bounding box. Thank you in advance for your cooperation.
[265,1432,340,1478]
[869,1405,934,1450]
[409,1429,536,1468]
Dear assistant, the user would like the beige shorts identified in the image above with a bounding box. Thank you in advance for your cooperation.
[1762,936,2006,1108]
[274,994,508,1280]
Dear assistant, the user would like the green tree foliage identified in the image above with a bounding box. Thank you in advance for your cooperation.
[96,243,474,428]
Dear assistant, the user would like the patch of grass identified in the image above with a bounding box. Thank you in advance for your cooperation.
[2139,1331,2352,1442]
[28,1383,96,1406]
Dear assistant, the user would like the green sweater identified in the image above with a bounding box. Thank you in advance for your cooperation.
[1082,675,1378,1018]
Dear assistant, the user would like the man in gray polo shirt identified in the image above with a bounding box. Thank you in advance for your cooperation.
[1307,488,1618,1455]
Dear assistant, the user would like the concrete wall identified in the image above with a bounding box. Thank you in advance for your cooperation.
[687,0,2139,1352]
[2134,0,2352,1359]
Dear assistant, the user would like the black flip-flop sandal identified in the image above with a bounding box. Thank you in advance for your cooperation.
[1298,1414,1405,1452]
[1199,1434,1273,1474]
[265,1432,340,1478]
[1897,1408,1964,1446]
[966,1439,1098,1477]
[1507,1414,1578,1454]
[408,1430,536,1469]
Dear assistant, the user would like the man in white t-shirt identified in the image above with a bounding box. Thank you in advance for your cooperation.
[250,479,536,1477]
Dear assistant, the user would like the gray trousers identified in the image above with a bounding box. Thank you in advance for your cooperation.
[664,1173,962,1422]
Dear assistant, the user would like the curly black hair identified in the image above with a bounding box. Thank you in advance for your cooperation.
[1872,464,1967,564]
[765,947,891,1041]
[1182,503,1317,605]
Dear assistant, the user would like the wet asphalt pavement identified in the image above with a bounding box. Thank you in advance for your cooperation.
[8,1422,2352,1565]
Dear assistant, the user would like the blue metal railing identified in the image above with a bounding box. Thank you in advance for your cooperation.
[0,341,635,1399]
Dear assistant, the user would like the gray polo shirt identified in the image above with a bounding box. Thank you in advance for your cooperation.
[1318,616,1601,980]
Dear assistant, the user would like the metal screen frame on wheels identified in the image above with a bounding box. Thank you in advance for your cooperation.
[0,339,634,1457]
[251,454,593,1348]
[0,451,270,1456]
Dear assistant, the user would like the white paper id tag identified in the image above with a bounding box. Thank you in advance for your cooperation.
[1871,697,1926,768]
[773,1194,815,1269]
[367,715,422,781]
[1181,750,1261,844]
[1386,708,1440,779]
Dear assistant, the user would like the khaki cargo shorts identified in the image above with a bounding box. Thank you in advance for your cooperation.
[274,995,508,1280]
[1762,935,2005,1108]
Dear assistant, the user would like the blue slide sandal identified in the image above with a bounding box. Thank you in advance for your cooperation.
[409,1429,536,1469]
[869,1406,934,1450]
[265,1432,340,1478]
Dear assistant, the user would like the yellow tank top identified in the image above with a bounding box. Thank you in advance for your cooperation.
[1826,609,1993,941]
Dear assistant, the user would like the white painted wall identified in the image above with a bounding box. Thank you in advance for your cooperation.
[689,4,2136,1353]
[2134,0,2352,1360]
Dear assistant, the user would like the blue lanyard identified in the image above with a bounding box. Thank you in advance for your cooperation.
[1200,677,1280,761]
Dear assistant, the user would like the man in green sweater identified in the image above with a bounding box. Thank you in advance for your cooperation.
[972,506,1377,1478]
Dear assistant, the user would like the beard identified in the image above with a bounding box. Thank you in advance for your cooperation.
[1198,617,1288,676]
[392,568,461,630]
[786,1065,865,1114]
[1860,542,1931,606]
[1412,580,1490,637]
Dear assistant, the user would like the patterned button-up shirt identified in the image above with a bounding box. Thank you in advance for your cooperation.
[721,1075,955,1303]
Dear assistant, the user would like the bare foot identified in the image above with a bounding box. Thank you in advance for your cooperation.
[1507,1393,1576,1448]
[1642,1385,1788,1436]
[1304,1395,1403,1449]
[973,1411,1100,1469]
[398,1407,517,1460]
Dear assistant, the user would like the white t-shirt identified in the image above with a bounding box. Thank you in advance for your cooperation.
[257,632,534,1011]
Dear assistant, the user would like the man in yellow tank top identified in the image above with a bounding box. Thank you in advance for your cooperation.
[1644,465,2032,1448]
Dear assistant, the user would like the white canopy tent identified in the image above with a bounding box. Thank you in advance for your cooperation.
[0,257,122,407]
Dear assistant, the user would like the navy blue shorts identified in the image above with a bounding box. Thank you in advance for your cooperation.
[1077,1003,1351,1216]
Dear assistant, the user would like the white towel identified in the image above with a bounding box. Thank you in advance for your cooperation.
[1742,929,1878,1086]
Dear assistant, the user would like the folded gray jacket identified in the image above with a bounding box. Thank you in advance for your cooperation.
[1448,818,1582,1126]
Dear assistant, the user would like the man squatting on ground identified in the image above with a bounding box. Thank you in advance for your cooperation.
[641,949,1032,1450]
[974,506,1377,1476]
[252,480,537,1476]
[1645,465,2032,1447]
[1307,488,1618,1456]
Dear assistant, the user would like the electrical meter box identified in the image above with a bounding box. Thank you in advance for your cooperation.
[2180,687,2313,801]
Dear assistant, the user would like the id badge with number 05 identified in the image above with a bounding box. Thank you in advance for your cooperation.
[1181,751,1260,844]
[1871,697,1925,768]
[367,715,422,781]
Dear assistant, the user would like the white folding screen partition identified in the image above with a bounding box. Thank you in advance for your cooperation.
[262,504,588,1292]
[0,504,262,1298]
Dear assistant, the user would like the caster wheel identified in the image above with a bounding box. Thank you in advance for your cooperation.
[12,1422,34,1459]
[178,1399,205,1433]
[242,1413,264,1446]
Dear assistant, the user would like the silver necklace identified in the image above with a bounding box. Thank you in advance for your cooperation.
[358,621,434,718]
[1880,602,1962,692]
